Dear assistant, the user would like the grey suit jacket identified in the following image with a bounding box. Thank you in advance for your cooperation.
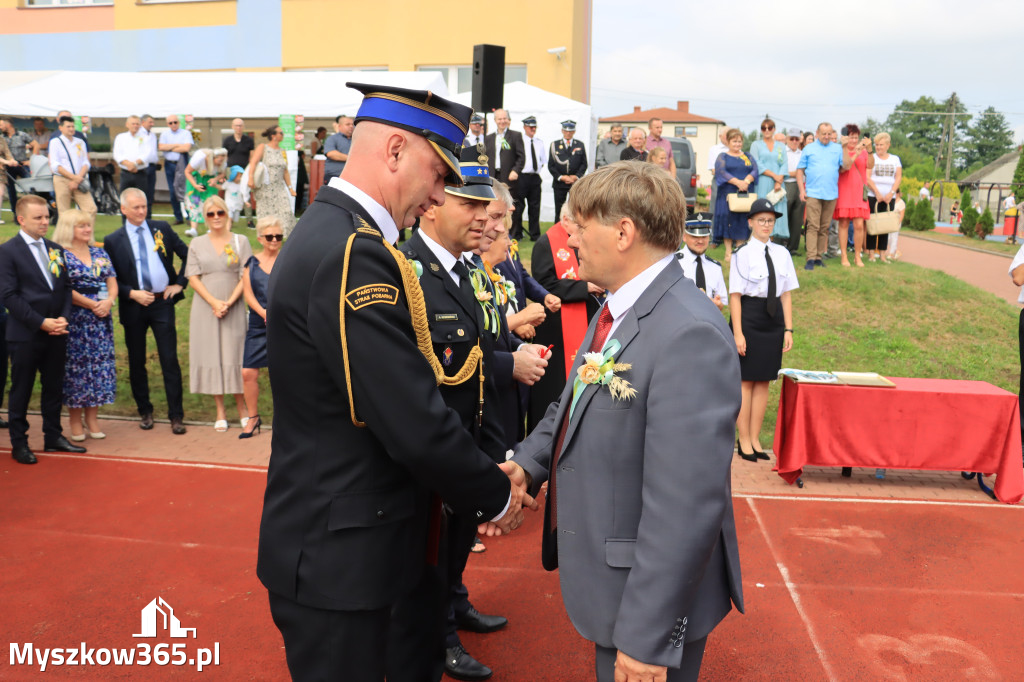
[514,262,744,669]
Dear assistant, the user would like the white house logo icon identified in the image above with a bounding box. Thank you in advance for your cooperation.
[132,597,196,638]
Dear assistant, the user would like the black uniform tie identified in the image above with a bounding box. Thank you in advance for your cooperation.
[694,253,706,292]
[453,259,473,301]
[765,245,778,317]
[530,138,538,172]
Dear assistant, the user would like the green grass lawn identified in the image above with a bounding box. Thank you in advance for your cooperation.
[2,210,1020,440]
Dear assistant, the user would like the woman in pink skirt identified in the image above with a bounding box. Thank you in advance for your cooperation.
[836,123,874,267]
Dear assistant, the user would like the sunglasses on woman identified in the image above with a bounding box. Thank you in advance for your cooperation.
[206,210,227,218]
[262,234,284,242]
[761,125,775,131]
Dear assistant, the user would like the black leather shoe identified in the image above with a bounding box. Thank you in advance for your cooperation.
[454,606,507,633]
[444,644,492,681]
[170,418,187,435]
[753,448,771,461]
[44,436,86,453]
[736,440,758,463]
[11,444,37,464]
[140,413,154,430]
[0,417,8,428]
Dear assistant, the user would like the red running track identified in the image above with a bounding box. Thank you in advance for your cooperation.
[2,454,1022,680]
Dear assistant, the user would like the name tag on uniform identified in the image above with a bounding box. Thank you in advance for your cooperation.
[435,313,459,322]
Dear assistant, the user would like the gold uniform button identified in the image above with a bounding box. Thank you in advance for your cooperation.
[457,329,465,337]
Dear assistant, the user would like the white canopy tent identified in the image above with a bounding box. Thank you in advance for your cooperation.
[454,81,597,223]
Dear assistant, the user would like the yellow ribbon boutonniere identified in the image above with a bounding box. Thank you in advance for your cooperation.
[224,245,239,266]
[509,239,520,259]
[739,152,752,167]
[48,248,64,278]
[152,230,167,257]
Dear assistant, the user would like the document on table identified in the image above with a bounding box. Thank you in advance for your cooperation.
[778,369,896,387]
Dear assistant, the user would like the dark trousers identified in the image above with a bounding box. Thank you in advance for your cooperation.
[164,160,184,222]
[595,638,707,682]
[268,591,391,682]
[122,298,184,420]
[145,165,158,219]
[866,196,892,251]
[387,532,450,682]
[444,511,481,648]
[119,168,148,194]
[553,185,570,227]
[784,180,804,252]
[7,334,66,447]
[513,173,542,239]
[0,309,7,409]
[5,164,29,210]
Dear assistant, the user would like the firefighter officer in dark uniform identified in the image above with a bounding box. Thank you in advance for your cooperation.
[547,119,588,222]
[256,82,533,682]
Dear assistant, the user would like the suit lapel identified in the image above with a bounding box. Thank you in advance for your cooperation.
[17,237,55,290]
[116,227,140,286]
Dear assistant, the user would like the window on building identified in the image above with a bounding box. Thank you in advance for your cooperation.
[675,126,698,137]
[418,65,527,94]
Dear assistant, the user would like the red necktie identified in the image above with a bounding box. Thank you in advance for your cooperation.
[548,304,614,529]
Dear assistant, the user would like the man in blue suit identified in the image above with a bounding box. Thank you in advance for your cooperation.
[0,195,86,463]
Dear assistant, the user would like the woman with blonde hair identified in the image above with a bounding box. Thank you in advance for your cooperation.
[53,208,118,440]
[185,195,253,432]
[183,147,228,237]
[646,146,668,169]
[864,132,902,262]
[238,216,284,439]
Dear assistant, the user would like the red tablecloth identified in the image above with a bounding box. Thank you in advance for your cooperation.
[773,377,1024,504]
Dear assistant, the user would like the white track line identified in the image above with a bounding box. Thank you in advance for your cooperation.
[794,583,1024,600]
[36,452,267,472]
[736,492,1021,509]
[10,527,257,554]
[747,497,839,682]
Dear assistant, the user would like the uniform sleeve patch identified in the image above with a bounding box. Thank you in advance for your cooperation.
[346,284,400,311]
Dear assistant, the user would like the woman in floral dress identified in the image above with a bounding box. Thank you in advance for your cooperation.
[53,209,118,440]
[249,125,297,237]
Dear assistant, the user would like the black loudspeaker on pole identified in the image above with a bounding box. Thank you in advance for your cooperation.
[472,44,505,114]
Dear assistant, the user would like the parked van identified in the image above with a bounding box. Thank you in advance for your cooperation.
[666,136,697,215]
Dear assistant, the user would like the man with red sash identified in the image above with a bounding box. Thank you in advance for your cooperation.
[527,205,604,431]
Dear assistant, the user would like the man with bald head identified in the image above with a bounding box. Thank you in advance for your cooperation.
[484,108,525,185]
[113,115,150,193]
[257,83,532,682]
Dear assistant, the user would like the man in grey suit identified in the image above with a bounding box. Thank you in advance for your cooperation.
[483,161,744,681]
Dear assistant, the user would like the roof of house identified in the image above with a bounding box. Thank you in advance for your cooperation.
[962,149,1020,183]
[599,101,724,125]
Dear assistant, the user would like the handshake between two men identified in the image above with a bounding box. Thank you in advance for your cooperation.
[482,460,536,536]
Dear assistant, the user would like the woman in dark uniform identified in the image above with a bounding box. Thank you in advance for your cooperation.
[729,198,799,462]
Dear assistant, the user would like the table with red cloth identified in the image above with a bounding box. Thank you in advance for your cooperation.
[772,376,1024,504]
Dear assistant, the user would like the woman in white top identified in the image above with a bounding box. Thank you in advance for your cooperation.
[730,198,799,462]
[864,133,902,262]
[1009,244,1024,444]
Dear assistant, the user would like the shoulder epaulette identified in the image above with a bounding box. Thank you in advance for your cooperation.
[704,255,722,266]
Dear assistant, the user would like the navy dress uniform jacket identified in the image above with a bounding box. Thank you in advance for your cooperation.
[548,137,588,189]
[256,186,511,612]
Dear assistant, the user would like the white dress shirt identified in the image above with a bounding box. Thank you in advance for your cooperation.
[464,133,485,147]
[786,148,802,176]
[707,142,728,171]
[142,129,160,166]
[48,134,90,175]
[20,229,54,289]
[604,254,674,339]
[327,177,400,245]
[415,229,461,285]
[159,127,194,162]
[522,134,547,174]
[494,130,507,171]
[113,130,149,170]
[1010,242,1024,304]
[126,220,170,292]
[676,246,727,301]
[729,239,799,298]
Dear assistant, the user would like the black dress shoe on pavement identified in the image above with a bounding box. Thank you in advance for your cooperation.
[140,413,154,430]
[444,644,492,681]
[170,418,187,435]
[454,606,507,633]
[11,444,37,464]
[0,417,8,428]
[753,447,771,461]
[44,436,86,453]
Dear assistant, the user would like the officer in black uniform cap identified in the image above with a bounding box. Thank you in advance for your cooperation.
[548,119,588,222]
[465,112,486,147]
[257,82,532,682]
[676,213,728,309]
[395,161,509,682]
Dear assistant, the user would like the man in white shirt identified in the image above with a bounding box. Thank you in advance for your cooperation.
[47,115,96,220]
[513,115,547,240]
[140,115,161,218]
[464,113,486,148]
[676,215,727,309]
[113,115,150,193]
[158,114,194,225]
[783,127,804,253]
[485,109,524,185]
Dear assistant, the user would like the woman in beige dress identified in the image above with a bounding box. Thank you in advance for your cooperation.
[249,125,297,237]
[185,195,253,432]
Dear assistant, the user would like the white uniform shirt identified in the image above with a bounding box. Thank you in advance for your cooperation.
[729,239,799,298]
[113,130,150,170]
[786,148,802,176]
[707,142,728,171]
[1010,242,1024,304]
[676,246,727,301]
[142,129,159,166]
[464,132,485,147]
[522,134,547,174]
[493,129,506,171]
[48,134,90,175]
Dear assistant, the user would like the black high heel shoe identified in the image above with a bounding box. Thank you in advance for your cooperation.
[752,445,770,461]
[238,415,261,440]
[736,439,758,462]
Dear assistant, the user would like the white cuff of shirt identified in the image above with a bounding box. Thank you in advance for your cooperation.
[490,493,512,523]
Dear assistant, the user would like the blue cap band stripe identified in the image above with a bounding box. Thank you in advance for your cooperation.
[357,98,465,147]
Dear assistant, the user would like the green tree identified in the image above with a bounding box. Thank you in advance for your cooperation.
[1012,150,1024,205]
[884,94,970,171]
[965,106,1014,168]
[977,207,995,238]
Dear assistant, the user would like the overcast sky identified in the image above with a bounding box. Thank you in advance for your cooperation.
[589,0,1023,145]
